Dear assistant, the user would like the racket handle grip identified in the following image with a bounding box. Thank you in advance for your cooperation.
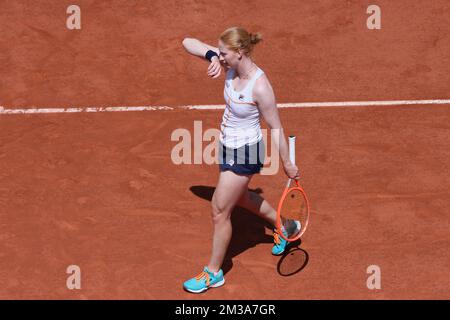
[288,136,296,165]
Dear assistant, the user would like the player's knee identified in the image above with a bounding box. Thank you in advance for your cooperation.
[211,201,226,216]
[212,214,229,225]
[211,201,231,223]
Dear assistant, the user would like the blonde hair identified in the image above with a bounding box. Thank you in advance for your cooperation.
[220,27,263,56]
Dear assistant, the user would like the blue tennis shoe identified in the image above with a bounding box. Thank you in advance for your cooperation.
[272,228,289,255]
[183,266,225,293]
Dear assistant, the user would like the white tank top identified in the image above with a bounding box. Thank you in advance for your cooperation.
[220,67,264,148]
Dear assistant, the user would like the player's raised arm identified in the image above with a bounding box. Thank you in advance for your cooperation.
[182,38,222,78]
[182,38,219,57]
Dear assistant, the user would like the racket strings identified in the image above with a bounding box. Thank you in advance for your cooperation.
[279,188,308,239]
[282,218,301,236]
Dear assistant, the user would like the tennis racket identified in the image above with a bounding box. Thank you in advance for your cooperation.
[276,136,310,242]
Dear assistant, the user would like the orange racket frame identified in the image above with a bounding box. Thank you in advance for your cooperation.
[276,136,311,242]
[276,178,310,242]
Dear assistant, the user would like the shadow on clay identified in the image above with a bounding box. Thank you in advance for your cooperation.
[190,185,309,276]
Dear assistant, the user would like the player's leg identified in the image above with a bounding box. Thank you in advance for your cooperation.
[236,190,277,226]
[207,170,252,272]
[236,190,297,256]
[183,170,251,293]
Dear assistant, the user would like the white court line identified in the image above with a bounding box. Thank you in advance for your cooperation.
[182,99,450,110]
[0,106,173,114]
[0,99,449,114]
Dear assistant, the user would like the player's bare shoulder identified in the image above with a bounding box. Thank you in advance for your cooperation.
[253,72,275,106]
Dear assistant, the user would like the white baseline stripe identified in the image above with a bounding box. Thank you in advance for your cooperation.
[183,99,450,110]
[0,106,173,114]
[0,99,449,114]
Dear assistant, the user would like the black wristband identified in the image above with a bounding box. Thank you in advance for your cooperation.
[205,50,219,62]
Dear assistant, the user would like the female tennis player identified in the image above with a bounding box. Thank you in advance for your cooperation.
[182,27,300,293]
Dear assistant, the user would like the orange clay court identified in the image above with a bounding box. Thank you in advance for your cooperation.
[0,0,449,299]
